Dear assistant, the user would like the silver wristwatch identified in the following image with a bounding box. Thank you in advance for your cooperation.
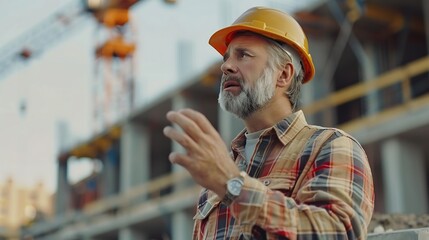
[222,171,246,206]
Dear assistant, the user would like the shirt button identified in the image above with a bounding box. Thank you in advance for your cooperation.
[263,180,271,186]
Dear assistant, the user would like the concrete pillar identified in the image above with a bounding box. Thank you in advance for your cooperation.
[381,138,428,213]
[177,40,194,82]
[171,211,193,240]
[361,45,379,115]
[55,160,70,216]
[170,94,195,239]
[120,122,150,192]
[119,227,147,240]
[300,76,316,123]
[218,107,243,144]
[55,121,71,216]
[101,142,120,197]
[300,75,315,106]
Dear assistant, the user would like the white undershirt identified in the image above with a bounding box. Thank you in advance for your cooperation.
[244,128,268,164]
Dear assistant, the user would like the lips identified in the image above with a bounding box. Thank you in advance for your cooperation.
[223,80,241,91]
[223,80,241,89]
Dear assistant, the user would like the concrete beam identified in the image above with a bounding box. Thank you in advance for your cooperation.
[350,102,429,145]
[368,228,429,240]
[53,185,201,239]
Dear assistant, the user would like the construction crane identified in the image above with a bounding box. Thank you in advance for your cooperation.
[0,0,176,133]
[89,0,139,133]
[0,0,89,81]
[88,0,174,133]
[0,0,176,81]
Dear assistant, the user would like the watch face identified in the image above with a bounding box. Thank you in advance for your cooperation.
[228,179,243,196]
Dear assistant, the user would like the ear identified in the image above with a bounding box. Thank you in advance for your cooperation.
[276,62,294,88]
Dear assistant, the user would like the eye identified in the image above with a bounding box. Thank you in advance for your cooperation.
[238,51,251,59]
[223,53,229,62]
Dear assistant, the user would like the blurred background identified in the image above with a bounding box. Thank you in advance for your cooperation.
[0,0,428,239]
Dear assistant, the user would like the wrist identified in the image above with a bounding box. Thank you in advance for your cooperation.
[215,169,241,196]
[221,171,247,206]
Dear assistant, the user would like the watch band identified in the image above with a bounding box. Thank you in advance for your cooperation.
[222,171,246,206]
[221,191,236,206]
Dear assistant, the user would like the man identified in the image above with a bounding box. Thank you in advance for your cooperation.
[163,6,374,240]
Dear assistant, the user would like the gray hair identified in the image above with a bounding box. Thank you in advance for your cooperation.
[265,39,304,112]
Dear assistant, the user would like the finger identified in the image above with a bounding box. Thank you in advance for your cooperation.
[179,109,217,135]
[168,152,193,169]
[163,126,199,150]
[166,111,205,141]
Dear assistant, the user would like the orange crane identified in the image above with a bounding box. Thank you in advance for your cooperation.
[89,0,175,133]
[89,1,138,133]
[0,0,176,133]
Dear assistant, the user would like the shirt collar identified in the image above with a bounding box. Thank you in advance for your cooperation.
[273,110,308,146]
[231,110,308,150]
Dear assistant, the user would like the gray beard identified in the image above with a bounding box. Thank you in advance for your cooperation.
[218,67,276,119]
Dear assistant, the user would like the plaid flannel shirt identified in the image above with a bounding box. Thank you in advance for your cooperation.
[193,111,374,240]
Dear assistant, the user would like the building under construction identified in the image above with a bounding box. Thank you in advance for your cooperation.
[5,0,429,239]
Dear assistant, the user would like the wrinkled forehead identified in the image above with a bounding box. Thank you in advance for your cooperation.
[223,37,271,65]
[228,30,303,76]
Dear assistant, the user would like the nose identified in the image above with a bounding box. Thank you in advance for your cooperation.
[220,57,237,75]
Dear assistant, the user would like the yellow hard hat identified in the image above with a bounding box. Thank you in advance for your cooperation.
[209,6,315,83]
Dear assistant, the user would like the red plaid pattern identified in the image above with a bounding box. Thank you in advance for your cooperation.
[193,111,374,240]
